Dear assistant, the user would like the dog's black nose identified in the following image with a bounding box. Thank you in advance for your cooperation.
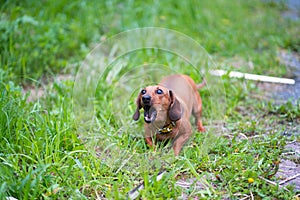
[142,95,151,104]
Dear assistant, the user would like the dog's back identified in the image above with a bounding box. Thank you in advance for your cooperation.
[159,75,197,116]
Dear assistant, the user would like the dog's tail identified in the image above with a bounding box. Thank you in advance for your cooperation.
[196,79,206,90]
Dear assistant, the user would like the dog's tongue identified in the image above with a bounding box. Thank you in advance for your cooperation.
[144,113,152,122]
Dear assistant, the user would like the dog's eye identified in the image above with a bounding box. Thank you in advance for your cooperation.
[141,89,146,95]
[156,89,163,94]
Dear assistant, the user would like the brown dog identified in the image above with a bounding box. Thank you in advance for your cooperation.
[133,74,206,156]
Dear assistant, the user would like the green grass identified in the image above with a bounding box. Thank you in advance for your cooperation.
[1,0,300,199]
[1,0,299,82]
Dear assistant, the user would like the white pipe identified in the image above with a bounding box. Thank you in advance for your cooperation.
[210,69,295,85]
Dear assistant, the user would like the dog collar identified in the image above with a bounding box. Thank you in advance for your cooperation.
[158,122,176,134]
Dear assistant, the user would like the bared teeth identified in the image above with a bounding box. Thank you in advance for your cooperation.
[143,106,156,123]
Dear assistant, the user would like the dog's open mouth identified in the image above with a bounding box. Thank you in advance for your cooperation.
[143,106,157,123]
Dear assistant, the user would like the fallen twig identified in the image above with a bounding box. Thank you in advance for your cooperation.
[258,176,277,186]
[127,170,166,200]
[250,190,254,200]
[258,176,291,192]
[279,173,300,185]
[239,194,250,200]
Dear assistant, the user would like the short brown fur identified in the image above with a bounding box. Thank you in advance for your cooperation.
[133,74,205,156]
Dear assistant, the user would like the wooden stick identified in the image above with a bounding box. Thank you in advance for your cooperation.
[127,171,166,199]
[258,176,277,186]
[258,176,291,192]
[210,70,295,85]
[250,190,254,200]
[279,173,300,185]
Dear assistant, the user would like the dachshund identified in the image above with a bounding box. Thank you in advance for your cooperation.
[133,74,206,156]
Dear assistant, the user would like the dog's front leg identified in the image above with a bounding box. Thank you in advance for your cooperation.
[172,120,191,156]
[145,136,153,147]
[172,135,189,156]
[144,125,156,149]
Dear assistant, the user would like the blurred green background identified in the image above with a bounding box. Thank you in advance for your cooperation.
[1,0,299,83]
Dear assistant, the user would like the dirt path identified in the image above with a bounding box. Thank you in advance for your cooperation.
[259,2,300,190]
[274,50,300,192]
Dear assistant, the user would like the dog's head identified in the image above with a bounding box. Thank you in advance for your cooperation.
[133,85,182,123]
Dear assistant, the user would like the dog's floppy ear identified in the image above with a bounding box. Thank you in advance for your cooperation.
[133,93,142,121]
[168,90,182,121]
